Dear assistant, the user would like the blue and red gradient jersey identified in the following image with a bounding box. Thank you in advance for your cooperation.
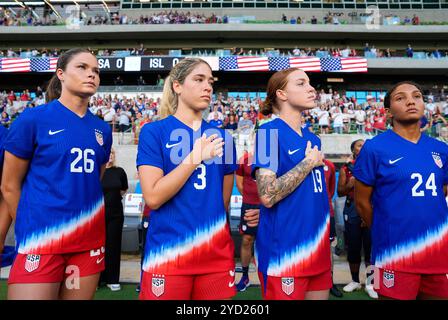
[354,130,448,274]
[4,99,112,255]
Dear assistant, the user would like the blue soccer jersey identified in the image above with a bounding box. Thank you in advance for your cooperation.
[353,130,448,274]
[252,118,331,277]
[3,99,112,255]
[136,115,237,275]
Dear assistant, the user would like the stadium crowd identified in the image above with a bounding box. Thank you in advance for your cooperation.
[0,6,431,27]
[2,44,447,59]
[2,87,448,143]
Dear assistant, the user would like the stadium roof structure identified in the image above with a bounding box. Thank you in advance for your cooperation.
[1,23,447,42]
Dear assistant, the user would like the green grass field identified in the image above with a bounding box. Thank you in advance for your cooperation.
[0,280,373,300]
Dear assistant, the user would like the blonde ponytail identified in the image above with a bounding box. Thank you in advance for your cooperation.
[159,75,177,119]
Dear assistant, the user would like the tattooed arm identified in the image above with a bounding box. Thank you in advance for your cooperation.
[255,141,323,208]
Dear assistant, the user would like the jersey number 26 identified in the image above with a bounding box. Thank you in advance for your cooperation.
[70,148,95,173]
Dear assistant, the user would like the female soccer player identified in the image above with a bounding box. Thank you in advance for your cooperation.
[354,81,448,300]
[253,68,331,300]
[137,58,253,300]
[1,48,112,300]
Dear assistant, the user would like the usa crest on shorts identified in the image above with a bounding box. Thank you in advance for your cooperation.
[281,277,294,296]
[383,270,395,288]
[151,275,165,297]
[95,129,104,146]
[25,254,41,273]
[432,152,443,169]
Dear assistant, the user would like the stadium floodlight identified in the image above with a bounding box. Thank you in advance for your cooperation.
[43,0,62,19]
[23,1,45,4]
[13,0,25,7]
[139,0,150,2]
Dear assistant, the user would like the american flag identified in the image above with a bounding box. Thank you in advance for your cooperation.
[289,57,322,72]
[0,58,30,72]
[219,56,269,71]
[320,57,367,73]
[268,57,289,71]
[30,58,58,72]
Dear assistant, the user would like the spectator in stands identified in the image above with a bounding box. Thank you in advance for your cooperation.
[432,48,442,59]
[248,105,258,124]
[338,139,377,299]
[0,111,10,128]
[156,74,164,87]
[442,97,448,117]
[332,107,344,134]
[102,103,116,130]
[209,112,223,128]
[311,16,317,24]
[412,14,420,25]
[224,114,238,131]
[372,109,387,134]
[318,105,330,134]
[100,148,128,291]
[354,105,366,134]
[207,105,224,121]
[235,148,260,292]
[137,76,146,86]
[425,97,437,114]
[95,109,104,120]
[282,14,287,23]
[406,44,414,58]
[114,76,124,85]
[364,43,370,54]
[238,111,254,150]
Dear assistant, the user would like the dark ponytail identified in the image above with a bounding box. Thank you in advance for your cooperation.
[45,48,95,103]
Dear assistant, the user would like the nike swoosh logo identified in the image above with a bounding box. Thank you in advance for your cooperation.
[288,148,300,155]
[389,157,404,165]
[165,142,181,149]
[49,129,65,135]
[96,257,104,264]
[228,281,235,287]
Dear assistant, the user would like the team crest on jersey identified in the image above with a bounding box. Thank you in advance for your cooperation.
[95,129,104,146]
[432,152,443,168]
[151,275,165,297]
[25,254,41,273]
[383,271,395,288]
[281,277,294,296]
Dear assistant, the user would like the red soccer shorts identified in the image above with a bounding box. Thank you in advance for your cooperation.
[258,269,332,300]
[377,268,448,300]
[139,270,237,300]
[8,246,105,284]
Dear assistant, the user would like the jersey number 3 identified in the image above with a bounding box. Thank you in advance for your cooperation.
[194,164,207,190]
[70,148,95,173]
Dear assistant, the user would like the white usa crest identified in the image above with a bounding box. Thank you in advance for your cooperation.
[432,152,443,168]
[151,276,165,297]
[95,129,104,146]
[25,254,41,273]
[281,277,294,296]
[383,271,395,288]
